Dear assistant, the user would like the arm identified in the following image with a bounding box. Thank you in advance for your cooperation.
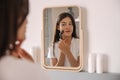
[50,52,65,66]
[66,51,79,67]
[55,52,65,66]
[48,43,65,66]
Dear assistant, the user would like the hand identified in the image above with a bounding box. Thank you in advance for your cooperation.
[58,38,71,55]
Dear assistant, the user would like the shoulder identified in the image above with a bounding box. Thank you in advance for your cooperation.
[0,56,50,80]
[0,56,18,66]
[0,55,40,71]
[0,56,34,74]
[71,38,79,49]
[72,38,79,43]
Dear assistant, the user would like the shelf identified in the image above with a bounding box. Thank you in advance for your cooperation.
[47,71,120,80]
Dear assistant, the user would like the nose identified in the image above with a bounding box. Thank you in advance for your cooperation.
[65,24,70,29]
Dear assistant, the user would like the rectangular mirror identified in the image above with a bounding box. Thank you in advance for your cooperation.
[41,6,83,71]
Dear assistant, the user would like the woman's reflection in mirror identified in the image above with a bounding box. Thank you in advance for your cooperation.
[47,12,80,67]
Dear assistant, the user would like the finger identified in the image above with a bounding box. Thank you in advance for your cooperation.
[59,39,65,45]
[59,38,62,41]
[64,38,69,43]
[59,41,63,48]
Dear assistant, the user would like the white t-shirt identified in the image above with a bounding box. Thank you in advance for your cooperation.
[0,55,50,80]
[47,38,79,67]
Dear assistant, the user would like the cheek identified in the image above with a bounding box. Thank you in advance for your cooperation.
[70,26,73,33]
[71,26,73,31]
[17,24,26,40]
[17,19,27,40]
[17,27,25,40]
[60,26,64,31]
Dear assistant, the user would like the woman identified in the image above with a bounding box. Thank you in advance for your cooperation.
[0,0,49,80]
[0,0,33,62]
[47,12,80,67]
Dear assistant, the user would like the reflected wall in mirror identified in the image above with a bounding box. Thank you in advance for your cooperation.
[42,6,83,71]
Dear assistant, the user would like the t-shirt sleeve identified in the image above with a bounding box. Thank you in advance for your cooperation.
[47,44,55,58]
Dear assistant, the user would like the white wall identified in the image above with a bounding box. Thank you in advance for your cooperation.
[22,0,120,73]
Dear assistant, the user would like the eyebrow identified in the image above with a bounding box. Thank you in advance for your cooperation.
[61,22,66,23]
[61,21,72,23]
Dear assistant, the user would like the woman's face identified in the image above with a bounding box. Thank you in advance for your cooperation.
[59,17,73,37]
[17,18,28,41]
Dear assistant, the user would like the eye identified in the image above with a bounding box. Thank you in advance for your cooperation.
[61,23,66,27]
[69,23,73,26]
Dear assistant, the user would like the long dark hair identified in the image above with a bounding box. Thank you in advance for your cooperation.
[0,0,29,58]
[53,12,78,43]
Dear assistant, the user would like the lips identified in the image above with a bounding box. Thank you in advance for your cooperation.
[65,31,71,33]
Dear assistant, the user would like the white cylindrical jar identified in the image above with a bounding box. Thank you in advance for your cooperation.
[88,53,96,73]
[96,54,104,73]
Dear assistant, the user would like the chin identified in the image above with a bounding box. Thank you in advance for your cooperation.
[18,37,25,41]
[65,35,71,37]
[65,34,72,37]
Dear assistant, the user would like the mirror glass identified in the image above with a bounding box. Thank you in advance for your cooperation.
[41,6,83,71]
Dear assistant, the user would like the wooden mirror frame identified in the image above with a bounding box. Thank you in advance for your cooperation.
[41,6,83,71]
